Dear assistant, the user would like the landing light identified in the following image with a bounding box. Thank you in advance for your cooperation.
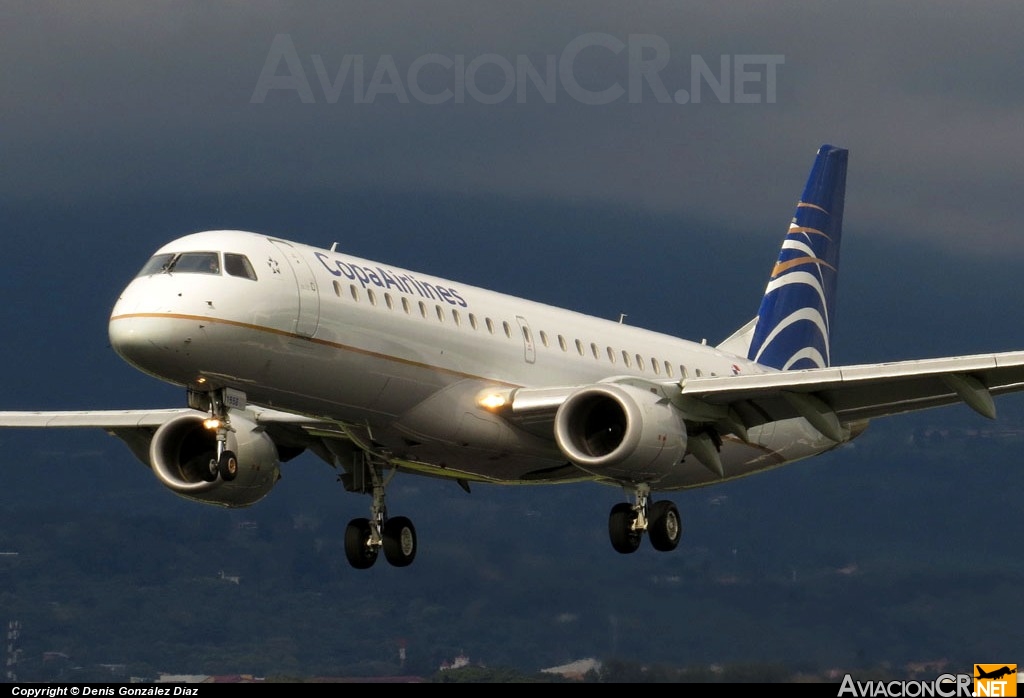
[478,393,507,410]
[203,418,221,430]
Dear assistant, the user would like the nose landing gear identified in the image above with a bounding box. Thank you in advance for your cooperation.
[190,387,241,483]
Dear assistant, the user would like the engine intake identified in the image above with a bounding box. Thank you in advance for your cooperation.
[554,383,687,483]
[149,410,281,507]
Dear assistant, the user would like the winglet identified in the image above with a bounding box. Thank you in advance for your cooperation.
[747,144,848,370]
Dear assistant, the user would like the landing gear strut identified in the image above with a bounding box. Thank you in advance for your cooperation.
[336,442,417,570]
[189,387,240,483]
[608,484,682,554]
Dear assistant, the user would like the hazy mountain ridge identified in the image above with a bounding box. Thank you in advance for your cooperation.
[2,408,1020,680]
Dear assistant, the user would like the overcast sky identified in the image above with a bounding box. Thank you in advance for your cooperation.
[1,1,1023,396]
[4,1,1024,252]
[2,1,1023,390]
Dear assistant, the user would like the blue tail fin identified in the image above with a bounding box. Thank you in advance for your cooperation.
[747,144,848,370]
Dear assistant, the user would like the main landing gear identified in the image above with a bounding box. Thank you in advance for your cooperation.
[608,484,682,554]
[339,449,417,570]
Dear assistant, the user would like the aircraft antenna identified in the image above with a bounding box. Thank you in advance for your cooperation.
[330,242,339,252]
[618,314,627,324]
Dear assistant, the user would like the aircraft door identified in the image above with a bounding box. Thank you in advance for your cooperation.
[516,315,536,364]
[269,239,321,337]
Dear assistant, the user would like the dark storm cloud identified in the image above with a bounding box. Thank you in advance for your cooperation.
[2,1,1023,253]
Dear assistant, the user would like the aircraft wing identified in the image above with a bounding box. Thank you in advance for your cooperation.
[0,406,336,462]
[0,406,327,429]
[683,350,1024,423]
[499,350,1024,442]
[0,406,496,484]
[0,409,196,428]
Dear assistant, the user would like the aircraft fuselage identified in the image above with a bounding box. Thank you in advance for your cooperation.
[108,230,840,490]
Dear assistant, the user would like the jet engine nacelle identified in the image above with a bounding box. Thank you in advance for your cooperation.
[149,410,281,507]
[553,383,687,483]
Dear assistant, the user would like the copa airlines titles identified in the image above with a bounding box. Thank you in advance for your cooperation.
[11,689,198,697]
[314,252,468,308]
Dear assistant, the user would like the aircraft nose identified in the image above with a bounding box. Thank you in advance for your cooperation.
[108,279,200,382]
[109,313,170,372]
[108,311,205,386]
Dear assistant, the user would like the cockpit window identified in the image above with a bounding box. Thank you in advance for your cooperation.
[136,253,175,277]
[170,252,220,274]
[224,253,258,281]
[135,251,222,277]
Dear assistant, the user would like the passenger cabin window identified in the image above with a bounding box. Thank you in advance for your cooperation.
[224,253,257,280]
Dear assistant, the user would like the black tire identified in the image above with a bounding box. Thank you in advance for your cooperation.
[648,500,682,552]
[218,450,239,482]
[202,458,218,483]
[344,518,378,569]
[382,516,417,567]
[608,502,642,554]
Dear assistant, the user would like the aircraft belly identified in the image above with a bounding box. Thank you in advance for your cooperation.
[391,379,561,458]
[650,419,837,491]
[211,329,444,418]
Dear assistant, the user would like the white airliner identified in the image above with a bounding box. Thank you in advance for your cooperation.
[3,144,1024,569]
